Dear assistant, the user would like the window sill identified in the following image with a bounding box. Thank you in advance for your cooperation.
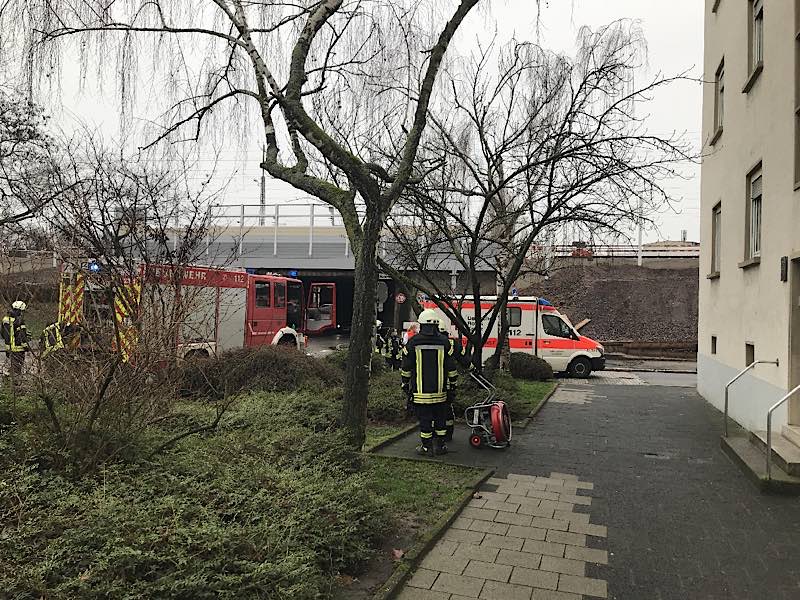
[742,62,763,94]
[709,126,723,146]
[738,257,761,270]
[706,271,721,280]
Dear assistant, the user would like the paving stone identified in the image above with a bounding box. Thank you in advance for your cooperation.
[452,517,474,530]
[525,489,560,502]
[466,559,513,582]
[521,539,566,558]
[564,545,609,564]
[469,498,488,509]
[420,552,469,575]
[396,587,447,600]
[495,549,543,570]
[530,589,581,600]
[509,566,559,590]
[546,483,578,494]
[484,499,521,513]
[431,571,485,598]
[476,491,510,503]
[434,539,459,556]
[539,554,586,576]
[517,504,555,518]
[530,517,569,531]
[494,484,521,495]
[557,573,608,598]
[549,472,579,481]
[462,507,499,522]
[512,479,548,491]
[486,477,509,486]
[407,568,439,589]
[481,533,525,551]
[494,511,534,527]
[552,510,589,525]
[559,493,592,506]
[537,500,575,513]
[506,525,547,540]
[508,474,539,483]
[545,529,587,547]
[470,519,510,536]
[442,528,485,545]
[574,481,594,490]
[568,521,607,538]
[454,542,500,563]
[480,579,534,600]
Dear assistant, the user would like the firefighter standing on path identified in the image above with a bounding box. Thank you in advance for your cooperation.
[400,309,458,457]
[2,301,30,377]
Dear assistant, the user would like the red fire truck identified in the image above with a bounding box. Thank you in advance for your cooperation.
[58,263,337,359]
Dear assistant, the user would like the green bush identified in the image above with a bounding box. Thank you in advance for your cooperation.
[181,346,343,399]
[367,372,407,423]
[508,352,554,381]
[0,391,390,599]
[323,348,387,376]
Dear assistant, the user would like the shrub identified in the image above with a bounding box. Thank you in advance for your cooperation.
[323,348,387,376]
[367,371,407,423]
[181,346,343,399]
[508,352,553,381]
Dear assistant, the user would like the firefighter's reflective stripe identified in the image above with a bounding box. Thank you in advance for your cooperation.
[58,271,85,324]
[420,431,433,439]
[112,280,141,362]
[41,323,64,358]
[1,316,27,352]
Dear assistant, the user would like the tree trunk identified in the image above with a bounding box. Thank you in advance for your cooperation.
[494,295,510,369]
[340,217,381,449]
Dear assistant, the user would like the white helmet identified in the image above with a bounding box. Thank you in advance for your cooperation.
[11,300,27,311]
[438,321,448,333]
[376,320,382,328]
[418,309,439,325]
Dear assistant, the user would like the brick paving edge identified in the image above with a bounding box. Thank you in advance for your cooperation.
[605,367,697,374]
[365,423,419,453]
[371,466,496,600]
[517,381,559,430]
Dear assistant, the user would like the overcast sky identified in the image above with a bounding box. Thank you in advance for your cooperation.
[39,0,704,243]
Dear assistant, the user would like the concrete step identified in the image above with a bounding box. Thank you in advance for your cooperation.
[749,430,800,477]
[720,435,800,495]
[781,424,800,449]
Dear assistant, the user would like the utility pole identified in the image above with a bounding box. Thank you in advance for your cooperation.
[259,145,266,226]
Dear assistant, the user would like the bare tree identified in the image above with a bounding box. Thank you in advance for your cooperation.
[15,0,483,448]
[382,23,694,369]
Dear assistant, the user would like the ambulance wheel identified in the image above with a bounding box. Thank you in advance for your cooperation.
[470,434,483,449]
[568,357,592,378]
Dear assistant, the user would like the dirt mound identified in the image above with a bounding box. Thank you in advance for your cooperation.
[522,264,697,342]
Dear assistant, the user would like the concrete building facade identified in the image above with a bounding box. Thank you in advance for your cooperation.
[699,0,800,439]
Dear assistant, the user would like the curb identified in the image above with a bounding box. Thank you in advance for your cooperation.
[517,381,559,430]
[371,465,495,600]
[365,423,419,453]
[605,367,697,374]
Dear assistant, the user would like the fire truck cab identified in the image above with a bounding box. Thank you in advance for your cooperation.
[425,296,606,377]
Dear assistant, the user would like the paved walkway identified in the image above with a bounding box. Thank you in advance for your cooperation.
[398,472,608,600]
[380,373,800,600]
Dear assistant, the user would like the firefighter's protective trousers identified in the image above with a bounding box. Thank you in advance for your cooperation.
[400,327,458,447]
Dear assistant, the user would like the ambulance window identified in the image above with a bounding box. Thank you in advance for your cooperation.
[507,307,522,327]
[255,281,271,307]
[542,315,573,339]
[274,282,286,308]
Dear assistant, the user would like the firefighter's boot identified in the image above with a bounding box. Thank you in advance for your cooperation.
[415,444,433,457]
[435,440,449,456]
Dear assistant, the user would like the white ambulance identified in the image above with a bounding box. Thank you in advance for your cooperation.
[422,296,605,377]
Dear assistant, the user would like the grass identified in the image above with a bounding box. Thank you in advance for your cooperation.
[514,380,557,415]
[362,456,479,529]
[21,301,58,338]
[364,423,414,452]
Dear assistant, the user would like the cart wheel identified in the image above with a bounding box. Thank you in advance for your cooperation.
[470,434,483,448]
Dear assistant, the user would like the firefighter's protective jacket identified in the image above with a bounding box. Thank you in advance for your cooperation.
[40,322,67,358]
[1,310,29,353]
[400,325,458,404]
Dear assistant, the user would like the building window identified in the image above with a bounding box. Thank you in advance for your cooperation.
[714,60,724,134]
[711,203,722,273]
[712,336,718,355]
[751,0,764,68]
[746,343,755,366]
[744,164,762,262]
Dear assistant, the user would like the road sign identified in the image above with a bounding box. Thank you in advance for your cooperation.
[511,287,518,297]
[396,292,406,304]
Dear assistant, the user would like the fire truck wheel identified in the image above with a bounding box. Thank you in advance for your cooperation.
[470,434,483,448]
[568,357,592,378]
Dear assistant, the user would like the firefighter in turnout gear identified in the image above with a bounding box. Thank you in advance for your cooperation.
[386,328,402,371]
[438,321,466,442]
[2,300,30,377]
[400,309,458,456]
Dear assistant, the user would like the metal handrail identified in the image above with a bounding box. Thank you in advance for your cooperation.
[724,359,779,437]
[766,383,800,480]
